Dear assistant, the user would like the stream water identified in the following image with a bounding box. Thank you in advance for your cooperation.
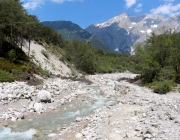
[0,81,115,140]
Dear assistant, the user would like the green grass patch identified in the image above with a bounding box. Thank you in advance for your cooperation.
[151,80,176,94]
[0,70,14,82]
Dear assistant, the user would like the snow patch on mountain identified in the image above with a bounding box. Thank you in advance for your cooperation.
[151,24,158,28]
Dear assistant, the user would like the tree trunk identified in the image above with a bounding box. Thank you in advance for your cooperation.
[28,39,31,57]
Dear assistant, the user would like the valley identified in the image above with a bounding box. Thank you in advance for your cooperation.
[1,1,180,140]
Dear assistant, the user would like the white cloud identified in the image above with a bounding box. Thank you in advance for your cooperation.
[51,0,83,4]
[125,0,137,8]
[22,0,83,9]
[135,3,142,12]
[151,3,180,16]
[22,0,44,10]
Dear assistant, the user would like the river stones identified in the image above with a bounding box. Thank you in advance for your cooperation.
[37,90,51,102]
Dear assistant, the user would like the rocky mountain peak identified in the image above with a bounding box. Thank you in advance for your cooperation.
[86,13,180,54]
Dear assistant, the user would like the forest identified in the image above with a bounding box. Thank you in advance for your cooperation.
[1,0,180,94]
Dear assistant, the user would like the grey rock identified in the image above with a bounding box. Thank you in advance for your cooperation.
[75,133,83,139]
[144,134,153,138]
[126,130,137,138]
[37,90,51,102]
[0,94,8,100]
[34,103,43,113]
[106,101,116,106]
[76,117,82,122]
[14,112,24,119]
[48,133,57,137]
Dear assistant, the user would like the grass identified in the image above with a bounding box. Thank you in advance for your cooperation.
[0,70,14,82]
[151,80,176,94]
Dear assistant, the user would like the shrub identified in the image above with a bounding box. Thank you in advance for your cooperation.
[153,80,175,94]
[0,70,14,82]
[41,50,49,59]
[7,49,16,62]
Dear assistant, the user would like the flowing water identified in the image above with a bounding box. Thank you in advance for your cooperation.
[0,81,115,140]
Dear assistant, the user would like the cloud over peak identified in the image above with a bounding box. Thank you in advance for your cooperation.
[125,0,137,8]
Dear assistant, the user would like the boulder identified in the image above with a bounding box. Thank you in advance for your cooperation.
[0,94,8,100]
[76,117,82,122]
[11,117,16,122]
[37,90,51,102]
[75,133,83,139]
[34,103,43,113]
[14,112,24,119]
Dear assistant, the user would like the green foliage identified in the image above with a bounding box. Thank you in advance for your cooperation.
[61,40,136,74]
[0,57,48,81]
[134,30,180,93]
[7,49,16,62]
[153,80,175,94]
[41,50,49,59]
[0,70,14,82]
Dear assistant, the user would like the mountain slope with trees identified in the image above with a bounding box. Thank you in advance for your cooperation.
[42,21,113,52]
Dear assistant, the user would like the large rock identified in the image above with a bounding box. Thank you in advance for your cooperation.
[0,94,8,100]
[14,112,24,119]
[37,90,51,102]
[34,103,43,113]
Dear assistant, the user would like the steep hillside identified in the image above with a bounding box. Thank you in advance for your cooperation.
[86,13,180,54]
[22,41,72,76]
[42,21,113,52]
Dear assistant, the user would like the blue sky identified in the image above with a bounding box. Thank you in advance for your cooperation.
[21,0,180,28]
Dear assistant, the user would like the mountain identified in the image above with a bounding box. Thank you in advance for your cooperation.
[42,21,113,52]
[86,13,180,54]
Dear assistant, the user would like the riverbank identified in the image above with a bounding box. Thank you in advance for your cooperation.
[52,73,180,140]
[0,73,180,140]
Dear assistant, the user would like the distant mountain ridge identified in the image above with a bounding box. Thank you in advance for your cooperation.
[42,21,113,52]
[86,13,180,54]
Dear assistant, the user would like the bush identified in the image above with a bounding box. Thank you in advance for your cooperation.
[41,50,49,59]
[7,49,16,62]
[153,80,175,94]
[0,70,14,82]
